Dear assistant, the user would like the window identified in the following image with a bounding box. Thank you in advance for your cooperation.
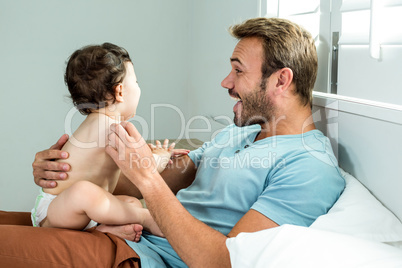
[338,0,402,106]
[261,0,402,112]
[260,0,332,95]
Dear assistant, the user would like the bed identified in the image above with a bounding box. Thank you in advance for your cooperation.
[226,169,402,267]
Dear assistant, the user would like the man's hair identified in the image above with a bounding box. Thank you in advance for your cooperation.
[229,17,318,107]
[65,42,132,115]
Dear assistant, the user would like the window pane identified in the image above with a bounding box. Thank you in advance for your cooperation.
[340,0,370,12]
[279,0,319,16]
[284,13,320,38]
[339,10,370,44]
[338,45,402,106]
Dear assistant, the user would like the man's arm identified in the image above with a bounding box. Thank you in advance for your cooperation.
[160,155,197,195]
[139,179,278,268]
[113,155,196,197]
[107,122,278,268]
[228,209,278,237]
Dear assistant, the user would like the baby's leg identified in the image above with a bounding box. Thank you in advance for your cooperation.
[42,181,94,229]
[43,181,161,234]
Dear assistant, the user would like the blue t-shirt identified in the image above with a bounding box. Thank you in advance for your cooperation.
[127,124,345,267]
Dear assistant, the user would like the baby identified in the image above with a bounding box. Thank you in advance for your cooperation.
[31,43,187,237]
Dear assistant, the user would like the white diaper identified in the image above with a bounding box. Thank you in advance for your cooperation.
[31,189,97,229]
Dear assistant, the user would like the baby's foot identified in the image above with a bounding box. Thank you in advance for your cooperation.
[96,223,143,242]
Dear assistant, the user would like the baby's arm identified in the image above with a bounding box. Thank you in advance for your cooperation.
[150,139,190,173]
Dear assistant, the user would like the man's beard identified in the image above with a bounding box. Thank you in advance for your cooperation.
[233,84,275,127]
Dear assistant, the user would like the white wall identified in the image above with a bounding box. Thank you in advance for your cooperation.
[0,0,190,211]
[313,95,402,221]
[186,0,260,141]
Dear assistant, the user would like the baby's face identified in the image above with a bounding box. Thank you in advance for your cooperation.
[121,62,141,119]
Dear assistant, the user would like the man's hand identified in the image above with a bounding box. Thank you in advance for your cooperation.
[106,122,157,187]
[32,134,70,188]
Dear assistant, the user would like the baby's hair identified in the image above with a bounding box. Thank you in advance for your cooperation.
[65,43,132,115]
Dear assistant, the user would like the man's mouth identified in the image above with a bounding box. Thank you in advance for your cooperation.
[228,89,241,101]
[229,91,243,113]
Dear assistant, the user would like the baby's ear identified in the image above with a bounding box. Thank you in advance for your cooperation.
[114,83,124,102]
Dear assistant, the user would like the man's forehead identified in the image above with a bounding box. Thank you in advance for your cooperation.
[230,37,263,67]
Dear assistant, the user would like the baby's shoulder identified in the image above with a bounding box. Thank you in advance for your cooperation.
[69,114,115,149]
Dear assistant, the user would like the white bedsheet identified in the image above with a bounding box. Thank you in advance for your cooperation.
[226,224,402,268]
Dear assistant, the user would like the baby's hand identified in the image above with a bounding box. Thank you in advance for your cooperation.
[148,139,174,159]
[149,139,190,173]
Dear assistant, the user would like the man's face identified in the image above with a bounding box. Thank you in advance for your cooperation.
[221,37,275,127]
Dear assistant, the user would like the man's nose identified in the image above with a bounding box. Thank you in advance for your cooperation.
[221,72,233,89]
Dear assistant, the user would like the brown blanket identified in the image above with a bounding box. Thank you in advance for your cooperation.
[0,210,140,268]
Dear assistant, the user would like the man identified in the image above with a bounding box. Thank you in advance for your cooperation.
[0,18,344,268]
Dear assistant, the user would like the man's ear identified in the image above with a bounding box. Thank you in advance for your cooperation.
[114,83,124,103]
[274,67,293,94]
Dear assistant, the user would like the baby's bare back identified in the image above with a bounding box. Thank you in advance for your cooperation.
[44,114,120,195]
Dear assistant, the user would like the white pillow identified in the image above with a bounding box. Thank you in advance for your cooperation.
[310,169,402,243]
[226,225,402,268]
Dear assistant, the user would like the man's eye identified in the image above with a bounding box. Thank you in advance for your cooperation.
[235,69,242,74]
